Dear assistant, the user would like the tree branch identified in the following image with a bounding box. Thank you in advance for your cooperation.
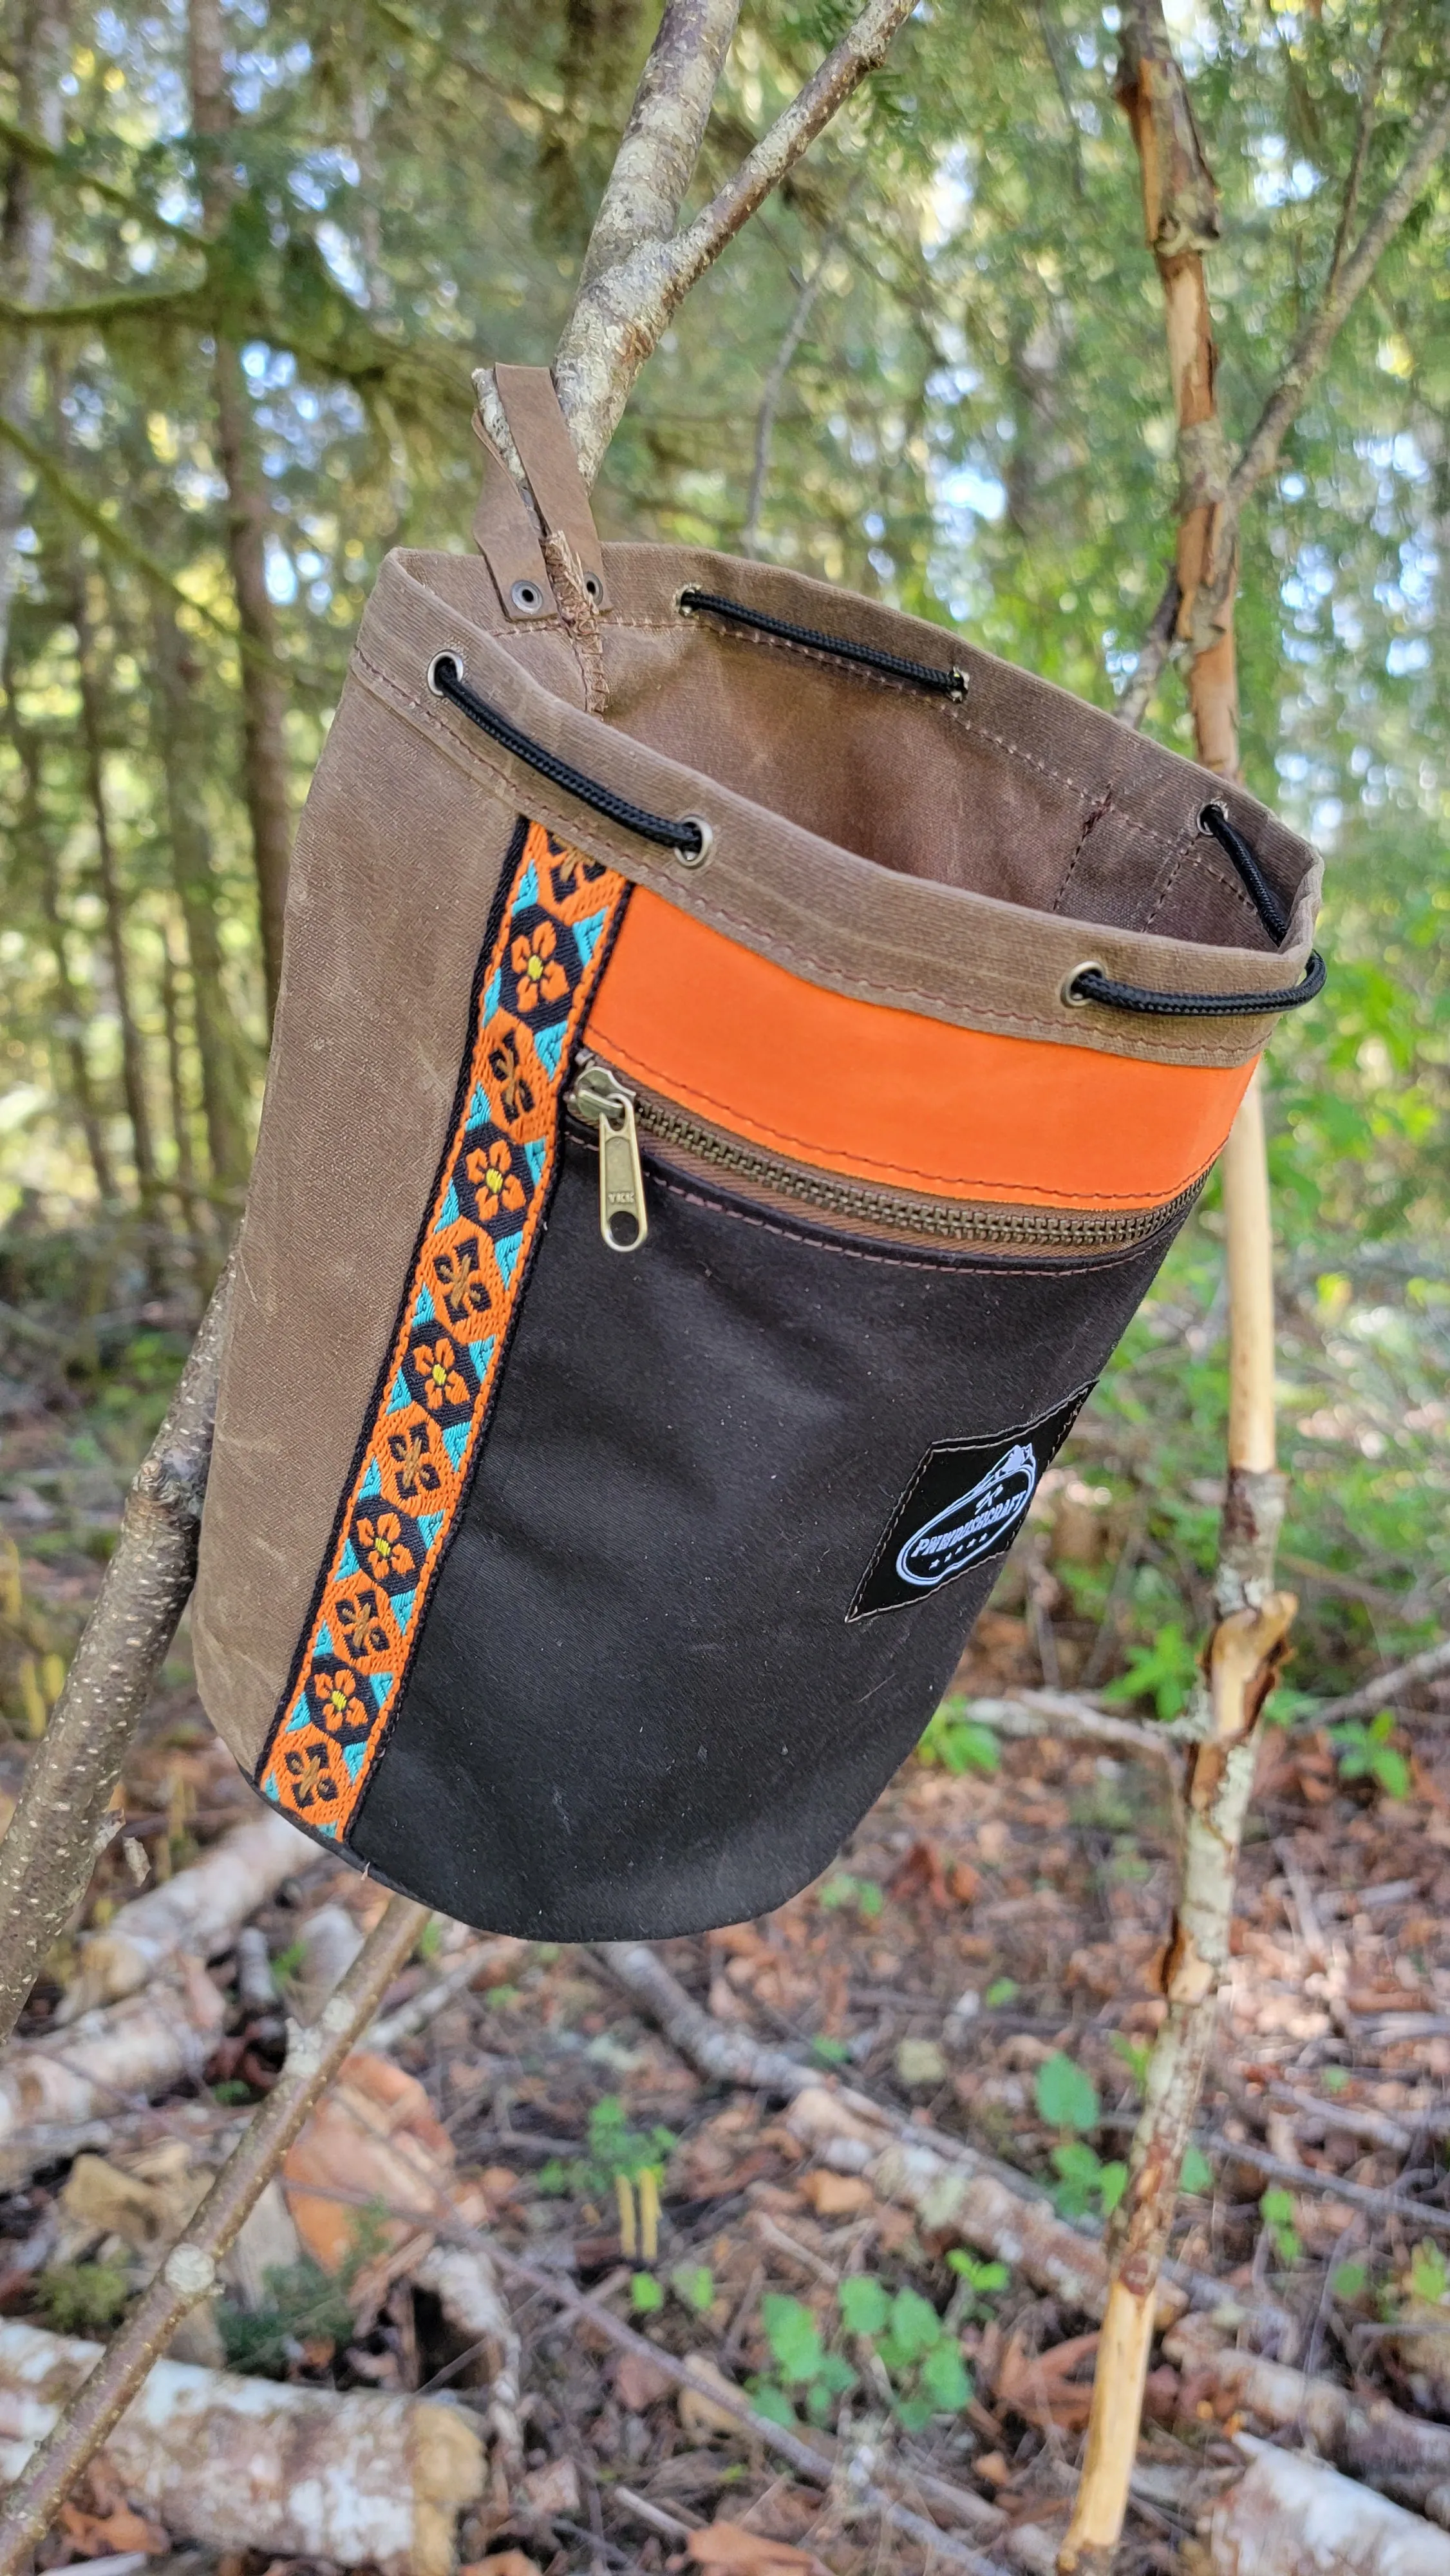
[740,209,846,554]
[0,281,207,327]
[1313,1634,1450,1727]
[1119,77,1450,729]
[546,0,916,483]
[576,0,743,294]
[0,1893,426,2576]
[0,1261,234,2049]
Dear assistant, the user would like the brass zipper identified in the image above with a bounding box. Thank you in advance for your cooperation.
[568,1054,1200,1255]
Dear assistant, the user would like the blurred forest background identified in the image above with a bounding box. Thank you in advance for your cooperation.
[0,0,1446,1733]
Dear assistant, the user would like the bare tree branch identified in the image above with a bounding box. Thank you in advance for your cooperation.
[576,0,742,294]
[545,0,917,483]
[0,1261,234,2049]
[1119,77,1450,729]
[0,1893,426,2576]
[1313,1634,1450,1727]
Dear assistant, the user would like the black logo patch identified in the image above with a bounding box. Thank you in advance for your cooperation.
[846,1386,1093,1624]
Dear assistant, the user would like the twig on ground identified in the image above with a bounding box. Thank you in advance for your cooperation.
[0,1892,426,2576]
[0,1258,235,2050]
[58,1812,305,2019]
[368,1935,525,2052]
[1313,1640,1450,1728]
[1202,2132,1450,2238]
[1169,2315,1450,2512]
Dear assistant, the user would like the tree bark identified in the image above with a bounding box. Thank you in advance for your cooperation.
[15,721,117,1202]
[0,1257,233,2049]
[69,562,164,1238]
[0,0,69,676]
[188,0,292,1021]
[148,592,252,1202]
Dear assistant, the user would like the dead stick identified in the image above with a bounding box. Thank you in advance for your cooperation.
[0,1891,426,2575]
[0,1257,234,2049]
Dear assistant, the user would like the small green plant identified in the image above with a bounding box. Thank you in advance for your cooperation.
[1100,1621,1200,1721]
[537,2096,676,2262]
[1180,2145,1214,2196]
[1408,2241,1449,2304]
[1111,2032,1153,2090]
[811,2034,853,2067]
[630,2271,664,2314]
[1259,2188,1301,2268]
[751,2293,858,2427]
[945,2249,1010,2321]
[984,1976,1019,2008]
[37,2260,131,2334]
[670,2262,716,2315]
[750,2279,972,2432]
[1332,2260,1369,2304]
[818,1872,885,1921]
[537,2096,677,2198]
[1035,2054,1127,2217]
[917,1700,1001,1777]
[218,2255,359,2375]
[417,1915,444,1960]
[1329,1709,1411,1801]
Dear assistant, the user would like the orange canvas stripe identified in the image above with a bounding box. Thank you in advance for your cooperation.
[585,889,1255,1212]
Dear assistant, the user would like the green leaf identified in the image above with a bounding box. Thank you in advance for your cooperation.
[984,1978,1019,2008]
[888,2286,943,2363]
[1409,2242,1450,2304]
[747,2380,798,2428]
[630,2272,664,2313]
[1097,2159,1128,2215]
[1035,2052,1100,2133]
[762,2293,824,2383]
[838,2275,890,2338]
[1332,2262,1368,2303]
[811,2035,852,2067]
[670,2264,715,2315]
[1099,1622,1200,1721]
[1180,2145,1214,2196]
[894,2394,934,2432]
[919,2338,973,2411]
[947,2251,1009,2297]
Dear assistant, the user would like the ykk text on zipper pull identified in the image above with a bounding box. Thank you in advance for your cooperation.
[569,1060,649,1253]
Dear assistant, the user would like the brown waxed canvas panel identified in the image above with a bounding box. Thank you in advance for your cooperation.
[193,368,1323,1933]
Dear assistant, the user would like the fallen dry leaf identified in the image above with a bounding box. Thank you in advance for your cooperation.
[995,2329,1101,2433]
[520,2456,579,2517]
[799,2170,871,2217]
[687,2523,822,2571]
[614,2345,675,2411]
[679,2354,749,2439]
[283,2049,458,2298]
[59,2494,169,2557]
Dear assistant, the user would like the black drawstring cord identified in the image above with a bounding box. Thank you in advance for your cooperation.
[1066,949,1326,1018]
[677,586,968,701]
[427,654,708,862]
[426,647,1322,1022]
[1198,799,1290,942]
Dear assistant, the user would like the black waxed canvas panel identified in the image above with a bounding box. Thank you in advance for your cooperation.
[348,1142,1180,1938]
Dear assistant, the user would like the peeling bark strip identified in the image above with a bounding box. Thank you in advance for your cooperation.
[0,1892,426,2576]
[1115,0,1237,778]
[0,1258,235,2052]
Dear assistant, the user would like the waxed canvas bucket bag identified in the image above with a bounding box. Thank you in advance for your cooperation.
[193,368,1324,1939]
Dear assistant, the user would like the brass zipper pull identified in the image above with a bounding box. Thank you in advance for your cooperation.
[569,1060,649,1253]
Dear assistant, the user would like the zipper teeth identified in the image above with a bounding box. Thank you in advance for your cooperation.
[623,1088,1199,1252]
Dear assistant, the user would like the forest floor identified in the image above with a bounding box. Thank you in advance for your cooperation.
[3,1285,1450,2576]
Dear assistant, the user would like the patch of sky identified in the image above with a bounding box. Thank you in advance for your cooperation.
[264,536,297,605]
[317,222,368,302]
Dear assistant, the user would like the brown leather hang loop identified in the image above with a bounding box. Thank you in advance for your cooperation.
[491,365,610,612]
[469,421,555,625]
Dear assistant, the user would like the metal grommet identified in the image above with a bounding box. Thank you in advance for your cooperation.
[1062,961,1104,1007]
[673,817,713,869]
[948,668,969,701]
[1198,799,1228,833]
[510,579,545,616]
[584,573,603,605]
[675,587,699,618]
[426,650,464,696]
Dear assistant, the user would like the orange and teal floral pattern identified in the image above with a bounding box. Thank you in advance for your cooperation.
[257,819,628,1843]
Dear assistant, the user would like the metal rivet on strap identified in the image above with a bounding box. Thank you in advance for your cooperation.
[510,579,545,616]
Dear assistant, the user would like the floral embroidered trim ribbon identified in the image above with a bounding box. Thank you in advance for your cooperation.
[258,820,628,1841]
